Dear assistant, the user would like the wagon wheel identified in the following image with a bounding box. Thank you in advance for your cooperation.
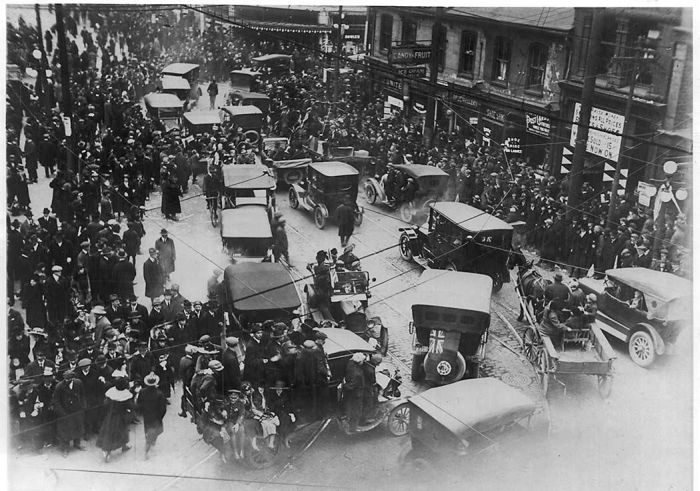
[313,206,326,229]
[597,375,613,399]
[210,206,219,228]
[288,188,299,209]
[537,349,550,397]
[522,327,540,364]
[386,403,410,437]
[365,184,377,204]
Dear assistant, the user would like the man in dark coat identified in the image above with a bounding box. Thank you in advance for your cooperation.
[122,222,141,265]
[48,231,75,275]
[155,229,176,279]
[52,370,87,456]
[105,294,126,324]
[24,348,56,379]
[147,298,166,331]
[129,342,154,384]
[342,353,366,433]
[45,265,71,325]
[76,358,104,437]
[143,248,164,300]
[137,373,167,459]
[38,208,59,235]
[178,345,197,417]
[112,250,136,298]
[125,295,150,324]
[242,325,266,387]
[336,199,355,247]
[544,273,571,304]
[221,337,242,392]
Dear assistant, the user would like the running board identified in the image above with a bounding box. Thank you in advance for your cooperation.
[414,256,431,269]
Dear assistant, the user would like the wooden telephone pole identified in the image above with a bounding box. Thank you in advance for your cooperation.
[55,3,75,173]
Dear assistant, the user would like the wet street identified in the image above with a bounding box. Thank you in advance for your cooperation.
[8,87,692,489]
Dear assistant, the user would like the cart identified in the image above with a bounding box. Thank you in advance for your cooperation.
[522,320,616,399]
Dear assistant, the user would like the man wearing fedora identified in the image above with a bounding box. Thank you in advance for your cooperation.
[143,247,164,300]
[105,294,126,324]
[137,373,167,459]
[113,249,136,298]
[155,229,176,281]
[52,370,87,457]
[221,337,242,392]
[24,348,56,379]
[91,305,112,350]
[36,366,57,449]
[77,358,103,437]
[45,265,71,325]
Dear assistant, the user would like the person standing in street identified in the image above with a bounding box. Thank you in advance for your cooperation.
[207,78,218,110]
[137,372,167,460]
[45,265,71,325]
[336,199,355,247]
[96,377,134,462]
[272,218,290,265]
[52,370,87,457]
[342,352,367,433]
[155,229,176,282]
[143,247,164,301]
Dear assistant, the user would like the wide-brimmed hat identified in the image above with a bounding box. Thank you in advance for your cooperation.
[143,373,160,387]
[28,327,48,337]
[208,360,224,372]
[92,305,107,315]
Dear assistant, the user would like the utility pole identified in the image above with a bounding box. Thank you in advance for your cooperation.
[35,4,49,110]
[55,3,75,173]
[606,35,656,225]
[424,7,445,147]
[333,5,343,118]
[567,8,605,216]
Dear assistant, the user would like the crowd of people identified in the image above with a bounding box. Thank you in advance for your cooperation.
[5,5,692,464]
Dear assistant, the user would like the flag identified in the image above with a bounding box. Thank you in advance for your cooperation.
[428,329,445,354]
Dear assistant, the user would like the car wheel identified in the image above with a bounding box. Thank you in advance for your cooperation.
[386,403,410,437]
[288,188,299,209]
[445,261,457,271]
[491,273,504,292]
[399,233,413,261]
[427,352,467,385]
[365,184,377,204]
[379,327,389,356]
[399,203,413,222]
[411,353,425,381]
[628,330,656,368]
[314,206,326,229]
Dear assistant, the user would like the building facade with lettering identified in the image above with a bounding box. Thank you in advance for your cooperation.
[366,7,573,167]
[558,7,692,194]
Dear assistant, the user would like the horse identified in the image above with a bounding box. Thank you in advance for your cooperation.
[508,247,552,323]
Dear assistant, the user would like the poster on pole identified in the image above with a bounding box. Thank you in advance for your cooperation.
[570,103,624,162]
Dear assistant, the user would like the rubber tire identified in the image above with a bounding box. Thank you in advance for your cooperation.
[379,327,389,356]
[399,203,413,222]
[427,351,467,385]
[288,188,299,209]
[365,184,377,204]
[411,353,425,381]
[284,169,303,185]
[314,206,326,229]
[386,403,410,437]
[445,261,457,271]
[491,273,504,293]
[399,233,413,261]
[628,330,656,368]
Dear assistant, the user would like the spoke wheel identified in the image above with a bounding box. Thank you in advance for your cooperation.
[314,207,326,229]
[210,208,218,227]
[628,330,656,368]
[387,403,410,437]
[399,234,413,261]
[399,203,413,222]
[288,188,299,209]
[522,327,539,364]
[365,184,377,204]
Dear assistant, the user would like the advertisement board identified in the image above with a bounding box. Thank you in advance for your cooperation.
[526,113,551,138]
[570,103,624,162]
[389,45,432,65]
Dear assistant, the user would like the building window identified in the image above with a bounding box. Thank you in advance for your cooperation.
[491,36,512,83]
[526,44,548,92]
[402,18,417,44]
[437,24,447,72]
[459,30,477,75]
[379,14,393,52]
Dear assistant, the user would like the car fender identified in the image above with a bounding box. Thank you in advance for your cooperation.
[398,226,418,239]
[317,203,329,218]
[630,323,665,355]
[364,177,387,201]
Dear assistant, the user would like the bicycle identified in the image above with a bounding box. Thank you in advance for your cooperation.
[207,194,220,227]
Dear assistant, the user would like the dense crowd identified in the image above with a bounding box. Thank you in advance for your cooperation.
[6,6,691,461]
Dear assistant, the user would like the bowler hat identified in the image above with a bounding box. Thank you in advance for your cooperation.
[144,373,160,387]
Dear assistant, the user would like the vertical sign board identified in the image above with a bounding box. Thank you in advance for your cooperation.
[570,103,625,162]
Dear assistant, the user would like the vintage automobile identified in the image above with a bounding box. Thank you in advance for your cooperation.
[289,161,364,230]
[401,378,537,466]
[251,54,292,77]
[229,69,261,93]
[161,62,200,86]
[143,93,185,132]
[225,91,271,117]
[399,202,513,292]
[220,206,274,263]
[578,267,692,368]
[182,110,222,136]
[221,163,276,214]
[409,270,492,384]
[306,136,373,177]
[364,164,449,222]
[219,105,264,132]
[222,262,302,334]
[160,75,198,110]
[262,136,312,185]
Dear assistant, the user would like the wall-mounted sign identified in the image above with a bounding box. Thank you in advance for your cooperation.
[504,137,522,154]
[396,65,427,78]
[389,44,432,65]
[526,113,551,138]
[485,108,506,123]
[383,77,402,94]
[570,102,624,162]
[453,94,479,108]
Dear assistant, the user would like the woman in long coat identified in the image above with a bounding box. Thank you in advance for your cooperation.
[160,176,181,220]
[136,373,167,459]
[96,377,134,462]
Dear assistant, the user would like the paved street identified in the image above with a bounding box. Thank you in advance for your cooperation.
[9,120,692,489]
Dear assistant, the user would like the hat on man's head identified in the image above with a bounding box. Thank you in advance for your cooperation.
[51,265,63,273]
[225,336,239,347]
[160,228,168,235]
[78,358,91,368]
[92,305,107,315]
[554,273,563,281]
[208,360,224,372]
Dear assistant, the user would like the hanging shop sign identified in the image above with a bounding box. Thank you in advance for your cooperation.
[389,44,432,65]
[525,113,551,138]
[570,102,624,162]
[637,181,656,207]
[503,136,522,154]
[397,65,427,78]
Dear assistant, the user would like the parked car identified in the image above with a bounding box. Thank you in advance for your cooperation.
[578,267,692,367]
[409,270,492,384]
[161,63,200,85]
[251,54,292,77]
[143,93,185,132]
[225,91,271,117]
[182,110,221,136]
[399,202,513,292]
[289,161,364,230]
[229,69,261,92]
[159,75,198,110]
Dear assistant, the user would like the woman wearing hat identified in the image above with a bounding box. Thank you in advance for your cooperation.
[96,377,134,462]
[137,373,167,459]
